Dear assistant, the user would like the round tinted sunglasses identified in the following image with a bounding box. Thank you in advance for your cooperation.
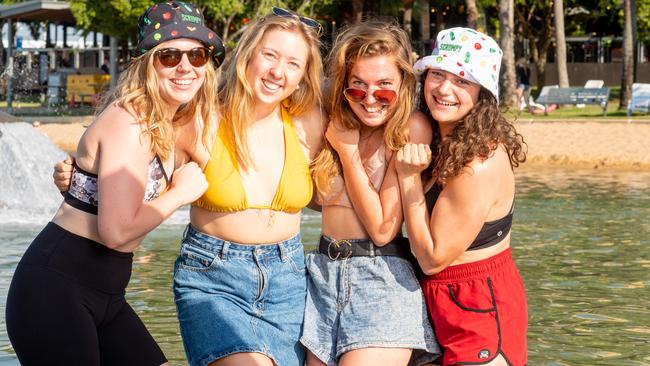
[343,88,398,105]
[272,7,323,35]
[156,47,211,68]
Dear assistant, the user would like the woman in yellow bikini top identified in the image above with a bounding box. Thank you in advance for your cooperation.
[194,106,312,213]
[172,11,326,366]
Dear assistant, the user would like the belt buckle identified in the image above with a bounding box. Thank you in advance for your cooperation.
[327,239,353,260]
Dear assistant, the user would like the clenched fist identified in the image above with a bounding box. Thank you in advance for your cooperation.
[325,118,359,155]
[53,156,74,193]
[396,143,432,177]
[169,162,208,205]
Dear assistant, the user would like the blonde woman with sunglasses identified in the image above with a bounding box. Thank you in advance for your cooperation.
[52,7,323,366]
[6,2,223,365]
[305,21,439,366]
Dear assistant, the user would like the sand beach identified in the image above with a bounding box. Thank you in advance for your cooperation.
[28,118,650,170]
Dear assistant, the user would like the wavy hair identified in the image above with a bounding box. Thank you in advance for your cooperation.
[98,42,219,161]
[420,84,527,185]
[312,20,416,194]
[217,14,323,169]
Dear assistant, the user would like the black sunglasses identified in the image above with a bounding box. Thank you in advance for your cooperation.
[155,47,211,68]
[272,7,323,35]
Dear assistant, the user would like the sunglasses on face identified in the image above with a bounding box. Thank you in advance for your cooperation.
[272,7,323,35]
[343,88,398,105]
[155,47,210,68]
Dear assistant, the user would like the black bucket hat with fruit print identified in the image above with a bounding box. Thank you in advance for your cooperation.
[135,1,225,66]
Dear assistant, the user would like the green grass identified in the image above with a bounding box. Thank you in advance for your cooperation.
[506,102,650,120]
[0,101,42,108]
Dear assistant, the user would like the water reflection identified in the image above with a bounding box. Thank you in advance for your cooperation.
[0,166,649,365]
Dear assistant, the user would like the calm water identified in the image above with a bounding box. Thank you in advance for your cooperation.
[1,166,649,365]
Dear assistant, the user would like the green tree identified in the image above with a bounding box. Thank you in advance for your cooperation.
[69,0,337,46]
[69,0,150,44]
[515,0,554,90]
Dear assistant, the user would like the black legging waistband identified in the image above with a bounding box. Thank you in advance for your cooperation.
[18,222,133,294]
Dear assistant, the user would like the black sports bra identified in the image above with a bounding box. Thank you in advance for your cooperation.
[64,156,170,214]
[425,184,513,251]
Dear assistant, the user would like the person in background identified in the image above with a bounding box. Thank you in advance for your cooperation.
[515,57,532,112]
[101,57,110,74]
[304,21,439,366]
[7,2,223,365]
[399,27,528,365]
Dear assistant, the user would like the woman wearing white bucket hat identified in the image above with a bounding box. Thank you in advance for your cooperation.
[396,27,528,365]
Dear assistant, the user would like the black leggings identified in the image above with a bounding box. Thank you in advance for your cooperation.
[5,222,167,366]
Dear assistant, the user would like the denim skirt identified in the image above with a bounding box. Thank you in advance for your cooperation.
[300,249,440,365]
[173,225,307,366]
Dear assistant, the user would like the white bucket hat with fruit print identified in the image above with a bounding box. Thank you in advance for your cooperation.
[414,27,503,101]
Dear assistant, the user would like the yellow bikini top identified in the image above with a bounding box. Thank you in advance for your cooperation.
[193,107,313,213]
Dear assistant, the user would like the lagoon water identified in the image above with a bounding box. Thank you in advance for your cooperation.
[1,165,649,365]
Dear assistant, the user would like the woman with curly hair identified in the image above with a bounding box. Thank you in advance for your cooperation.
[396,27,528,366]
[304,21,439,366]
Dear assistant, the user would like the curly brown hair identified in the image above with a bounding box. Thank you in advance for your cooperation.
[419,79,527,185]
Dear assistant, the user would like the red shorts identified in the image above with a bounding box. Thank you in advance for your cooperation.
[421,248,528,365]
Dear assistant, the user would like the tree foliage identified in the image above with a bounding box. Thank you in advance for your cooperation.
[68,0,337,46]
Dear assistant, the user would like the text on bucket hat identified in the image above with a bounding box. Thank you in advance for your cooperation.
[414,27,503,100]
[135,1,225,67]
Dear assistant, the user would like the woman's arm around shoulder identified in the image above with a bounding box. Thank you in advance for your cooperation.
[96,105,207,251]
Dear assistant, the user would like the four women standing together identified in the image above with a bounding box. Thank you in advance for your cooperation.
[9,2,528,366]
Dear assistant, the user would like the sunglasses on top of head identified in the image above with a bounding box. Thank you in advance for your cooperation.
[155,47,211,68]
[343,88,398,105]
[271,7,323,35]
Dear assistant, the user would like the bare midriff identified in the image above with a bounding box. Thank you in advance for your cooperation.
[190,206,302,244]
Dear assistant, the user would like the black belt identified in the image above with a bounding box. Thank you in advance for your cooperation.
[318,235,411,260]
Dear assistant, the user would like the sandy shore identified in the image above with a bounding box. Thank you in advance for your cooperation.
[514,120,650,170]
[30,119,650,170]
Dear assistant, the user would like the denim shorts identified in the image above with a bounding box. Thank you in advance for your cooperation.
[173,225,307,366]
[300,249,440,365]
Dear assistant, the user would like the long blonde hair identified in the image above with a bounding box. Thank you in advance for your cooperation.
[312,20,416,194]
[217,14,323,169]
[99,42,219,161]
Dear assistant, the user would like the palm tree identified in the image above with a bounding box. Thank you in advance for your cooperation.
[620,0,636,109]
[418,0,431,55]
[554,0,569,88]
[352,0,364,23]
[466,0,480,30]
[499,0,517,107]
[403,0,414,38]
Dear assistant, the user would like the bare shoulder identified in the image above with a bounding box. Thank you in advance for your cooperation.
[91,103,141,137]
[293,104,326,158]
[407,110,433,144]
[294,104,326,137]
[459,145,512,191]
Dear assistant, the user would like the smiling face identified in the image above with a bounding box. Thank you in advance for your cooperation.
[246,28,309,107]
[346,55,401,128]
[153,38,207,109]
[423,68,481,128]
